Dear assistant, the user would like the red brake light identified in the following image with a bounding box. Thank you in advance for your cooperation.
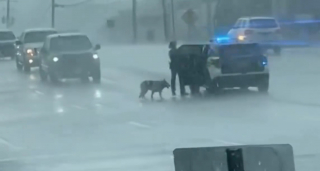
[244,30,254,35]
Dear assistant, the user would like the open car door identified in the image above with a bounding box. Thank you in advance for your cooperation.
[176,44,210,86]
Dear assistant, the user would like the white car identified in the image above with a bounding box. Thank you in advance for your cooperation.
[15,28,58,72]
[227,17,282,55]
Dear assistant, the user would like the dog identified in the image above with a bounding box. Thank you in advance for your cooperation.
[139,79,170,99]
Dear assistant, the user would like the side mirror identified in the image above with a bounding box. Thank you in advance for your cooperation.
[169,41,177,49]
[15,40,22,45]
[94,44,101,50]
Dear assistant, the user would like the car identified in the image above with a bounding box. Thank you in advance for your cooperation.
[172,41,269,95]
[38,33,101,83]
[227,17,282,55]
[15,28,58,72]
[0,29,17,59]
[206,43,269,93]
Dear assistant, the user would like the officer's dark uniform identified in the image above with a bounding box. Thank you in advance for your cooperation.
[169,41,186,96]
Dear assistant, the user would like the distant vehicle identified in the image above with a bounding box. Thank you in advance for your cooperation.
[15,28,58,72]
[172,41,269,95]
[227,17,282,55]
[0,30,16,59]
[38,33,101,83]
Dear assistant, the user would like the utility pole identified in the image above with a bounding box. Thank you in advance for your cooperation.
[6,0,9,28]
[51,0,55,28]
[170,0,175,40]
[161,0,168,41]
[206,0,212,38]
[132,0,137,43]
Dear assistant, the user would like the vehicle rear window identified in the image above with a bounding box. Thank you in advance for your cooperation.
[249,19,278,28]
[24,31,57,43]
[50,35,93,52]
[0,31,15,40]
[220,44,261,57]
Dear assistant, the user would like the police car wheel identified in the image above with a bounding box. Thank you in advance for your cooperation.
[206,81,220,95]
[92,76,101,83]
[81,76,90,83]
[258,80,269,93]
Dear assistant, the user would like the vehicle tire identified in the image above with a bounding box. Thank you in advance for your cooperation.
[81,75,90,83]
[23,62,31,72]
[92,68,101,83]
[39,67,47,82]
[206,80,220,95]
[273,46,281,55]
[49,72,59,83]
[16,58,22,71]
[258,79,269,93]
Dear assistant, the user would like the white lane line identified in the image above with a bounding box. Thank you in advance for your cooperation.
[71,105,86,110]
[215,139,243,145]
[35,90,44,95]
[128,121,150,128]
[0,137,23,151]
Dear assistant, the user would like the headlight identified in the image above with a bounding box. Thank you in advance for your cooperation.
[93,54,98,59]
[26,49,33,54]
[238,35,245,41]
[53,57,59,62]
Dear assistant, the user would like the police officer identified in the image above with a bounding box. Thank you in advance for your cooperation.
[169,41,186,96]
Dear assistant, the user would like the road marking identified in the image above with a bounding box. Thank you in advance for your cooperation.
[71,105,86,110]
[215,139,243,145]
[0,137,22,151]
[35,90,44,95]
[128,121,150,128]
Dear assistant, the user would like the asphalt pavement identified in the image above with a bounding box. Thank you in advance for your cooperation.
[0,45,319,171]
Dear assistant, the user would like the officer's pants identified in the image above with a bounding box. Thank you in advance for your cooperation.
[171,69,186,95]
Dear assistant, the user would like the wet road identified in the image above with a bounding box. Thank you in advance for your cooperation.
[0,45,319,171]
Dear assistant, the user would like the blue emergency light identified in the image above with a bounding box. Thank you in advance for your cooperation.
[215,36,230,43]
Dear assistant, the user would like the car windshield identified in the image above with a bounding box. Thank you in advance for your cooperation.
[49,35,93,52]
[0,31,15,40]
[24,31,57,43]
[249,19,278,28]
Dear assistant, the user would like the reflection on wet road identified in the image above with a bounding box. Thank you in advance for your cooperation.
[0,46,319,171]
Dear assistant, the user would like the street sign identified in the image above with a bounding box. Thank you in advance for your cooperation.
[106,19,115,28]
[181,9,197,25]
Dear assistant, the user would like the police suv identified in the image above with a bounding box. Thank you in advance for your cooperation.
[171,40,269,94]
[206,42,269,93]
[38,33,101,83]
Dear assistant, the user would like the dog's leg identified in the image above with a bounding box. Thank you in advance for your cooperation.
[139,89,147,98]
[159,90,163,99]
[151,91,154,100]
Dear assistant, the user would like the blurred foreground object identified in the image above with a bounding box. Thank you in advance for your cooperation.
[173,144,295,171]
